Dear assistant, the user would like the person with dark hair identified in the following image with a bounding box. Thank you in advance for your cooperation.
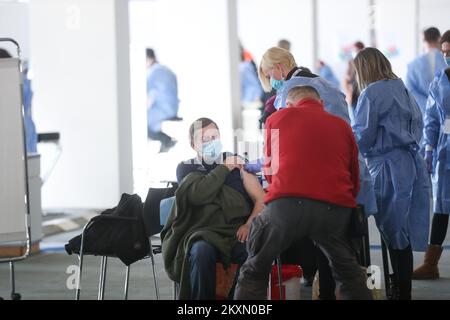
[406,27,447,116]
[146,48,179,153]
[413,30,450,280]
[352,47,431,300]
[162,118,265,300]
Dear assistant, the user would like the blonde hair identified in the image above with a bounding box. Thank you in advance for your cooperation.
[286,86,320,105]
[354,47,398,91]
[258,47,297,92]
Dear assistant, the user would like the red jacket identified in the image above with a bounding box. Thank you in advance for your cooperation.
[263,98,360,208]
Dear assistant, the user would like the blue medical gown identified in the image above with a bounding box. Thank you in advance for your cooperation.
[424,69,450,214]
[319,64,341,89]
[240,61,263,103]
[406,49,447,115]
[23,76,37,154]
[147,64,180,133]
[352,79,430,251]
[276,76,377,215]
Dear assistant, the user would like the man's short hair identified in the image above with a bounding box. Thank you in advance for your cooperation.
[189,118,219,147]
[146,48,156,60]
[286,86,321,105]
[424,27,441,43]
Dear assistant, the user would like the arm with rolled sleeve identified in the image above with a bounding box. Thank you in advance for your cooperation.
[352,93,378,155]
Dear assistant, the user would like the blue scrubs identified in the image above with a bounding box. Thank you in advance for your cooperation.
[406,49,447,115]
[424,69,450,214]
[352,79,430,252]
[147,63,179,133]
[277,76,377,215]
[240,61,263,103]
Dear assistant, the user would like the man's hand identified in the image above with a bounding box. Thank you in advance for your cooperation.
[237,224,250,243]
[224,156,245,171]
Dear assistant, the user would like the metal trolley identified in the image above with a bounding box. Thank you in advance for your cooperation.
[0,38,32,300]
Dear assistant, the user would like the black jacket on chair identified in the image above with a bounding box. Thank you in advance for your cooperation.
[65,194,150,266]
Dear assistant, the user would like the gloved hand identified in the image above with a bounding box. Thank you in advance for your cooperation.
[244,158,263,174]
[424,150,433,173]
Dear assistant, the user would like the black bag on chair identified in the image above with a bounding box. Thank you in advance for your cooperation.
[349,205,368,238]
[65,194,150,266]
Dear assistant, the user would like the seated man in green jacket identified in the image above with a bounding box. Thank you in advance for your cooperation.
[161,118,265,300]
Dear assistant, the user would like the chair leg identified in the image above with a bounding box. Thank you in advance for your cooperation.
[98,256,108,300]
[124,265,130,300]
[276,256,283,300]
[150,254,160,300]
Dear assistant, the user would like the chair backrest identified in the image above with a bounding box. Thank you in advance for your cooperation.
[160,196,176,226]
[143,184,177,237]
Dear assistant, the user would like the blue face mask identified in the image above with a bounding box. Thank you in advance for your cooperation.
[274,95,283,110]
[270,77,284,91]
[446,57,450,67]
[202,140,223,164]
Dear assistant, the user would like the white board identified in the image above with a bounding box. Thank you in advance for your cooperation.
[0,58,29,243]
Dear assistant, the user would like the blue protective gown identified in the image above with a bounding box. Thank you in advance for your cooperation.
[22,75,37,154]
[406,49,447,116]
[423,69,450,214]
[352,79,430,251]
[240,61,263,103]
[147,63,179,133]
[276,76,377,215]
